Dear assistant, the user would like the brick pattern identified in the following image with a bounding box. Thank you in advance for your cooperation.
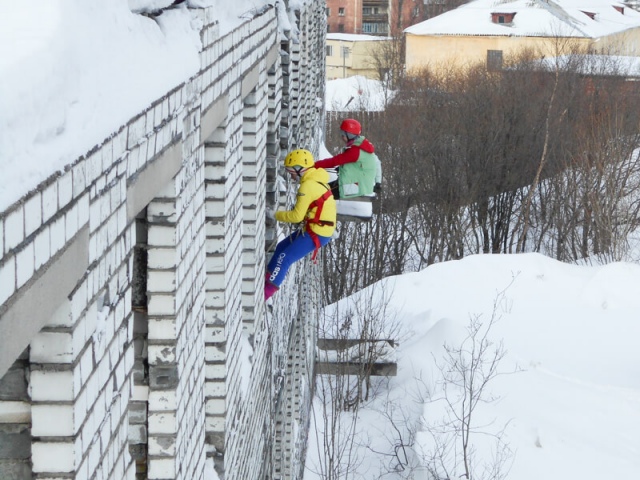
[271,2,328,477]
[27,138,135,479]
[0,2,326,479]
[327,0,361,35]
[326,0,426,36]
[0,350,30,478]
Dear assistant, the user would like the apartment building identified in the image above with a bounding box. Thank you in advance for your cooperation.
[405,0,640,73]
[326,0,428,36]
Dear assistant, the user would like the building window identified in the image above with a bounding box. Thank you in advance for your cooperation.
[341,46,350,59]
[326,45,333,57]
[338,23,344,32]
[487,50,503,71]
[362,23,388,34]
[363,7,379,15]
[326,8,330,17]
[338,7,345,16]
[491,12,516,24]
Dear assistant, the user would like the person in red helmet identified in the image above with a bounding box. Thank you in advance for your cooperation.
[314,118,381,199]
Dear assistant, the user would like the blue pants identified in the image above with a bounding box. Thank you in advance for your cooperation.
[266,230,331,287]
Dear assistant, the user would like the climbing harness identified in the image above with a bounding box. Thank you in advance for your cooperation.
[304,184,334,262]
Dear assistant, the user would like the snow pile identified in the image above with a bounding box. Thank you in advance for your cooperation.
[306,252,640,479]
[325,75,392,112]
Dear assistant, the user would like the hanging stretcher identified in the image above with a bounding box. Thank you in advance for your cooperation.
[326,166,380,222]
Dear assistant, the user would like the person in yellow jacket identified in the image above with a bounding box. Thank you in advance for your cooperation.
[265,149,337,300]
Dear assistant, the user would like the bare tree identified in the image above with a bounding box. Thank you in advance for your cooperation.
[362,390,423,479]
[327,46,640,281]
[417,289,517,480]
[310,283,402,479]
[514,51,640,261]
[310,367,363,480]
[367,32,405,94]
[330,288,519,480]
[515,40,581,252]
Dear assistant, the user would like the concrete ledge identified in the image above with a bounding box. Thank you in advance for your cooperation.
[241,44,279,99]
[0,226,89,379]
[0,402,31,424]
[315,339,397,376]
[127,141,183,221]
[315,361,397,376]
[242,63,260,99]
[265,43,278,70]
[201,95,229,144]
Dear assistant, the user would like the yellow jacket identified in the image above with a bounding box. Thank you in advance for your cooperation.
[275,167,337,237]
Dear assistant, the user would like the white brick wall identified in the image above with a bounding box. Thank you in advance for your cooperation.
[4,206,24,252]
[0,2,326,479]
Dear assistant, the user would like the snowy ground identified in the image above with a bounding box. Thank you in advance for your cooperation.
[306,252,640,479]
[325,75,393,112]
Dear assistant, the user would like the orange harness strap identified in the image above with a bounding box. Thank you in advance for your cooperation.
[305,188,334,262]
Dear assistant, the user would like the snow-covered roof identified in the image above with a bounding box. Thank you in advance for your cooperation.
[404,0,640,38]
[533,53,640,75]
[327,33,390,41]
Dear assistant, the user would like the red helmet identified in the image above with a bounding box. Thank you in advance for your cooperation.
[340,118,361,136]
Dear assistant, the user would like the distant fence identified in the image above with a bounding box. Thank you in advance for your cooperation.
[325,110,384,143]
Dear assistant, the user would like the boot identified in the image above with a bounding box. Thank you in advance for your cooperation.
[264,282,278,300]
[264,271,279,300]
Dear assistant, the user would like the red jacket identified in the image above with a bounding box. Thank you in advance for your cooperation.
[315,137,375,169]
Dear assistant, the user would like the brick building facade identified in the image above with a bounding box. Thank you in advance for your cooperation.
[0,1,326,479]
[325,0,466,36]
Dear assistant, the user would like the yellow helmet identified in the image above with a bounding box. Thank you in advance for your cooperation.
[284,149,315,170]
